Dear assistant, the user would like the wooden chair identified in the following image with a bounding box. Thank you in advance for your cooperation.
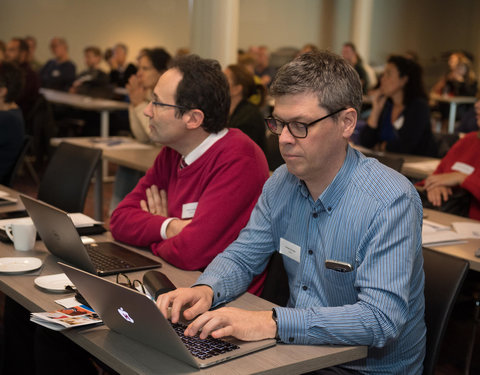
[37,142,102,213]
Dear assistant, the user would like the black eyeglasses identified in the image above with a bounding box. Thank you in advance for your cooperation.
[265,107,346,138]
[116,273,146,294]
[151,100,190,111]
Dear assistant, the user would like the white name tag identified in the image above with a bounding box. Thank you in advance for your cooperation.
[279,238,301,263]
[452,162,474,175]
[181,202,198,219]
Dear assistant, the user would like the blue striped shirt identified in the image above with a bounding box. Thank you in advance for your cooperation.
[196,146,426,374]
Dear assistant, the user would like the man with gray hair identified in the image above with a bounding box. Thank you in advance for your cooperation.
[157,51,426,374]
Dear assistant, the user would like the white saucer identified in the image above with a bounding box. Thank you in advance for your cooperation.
[0,257,42,274]
[34,273,73,293]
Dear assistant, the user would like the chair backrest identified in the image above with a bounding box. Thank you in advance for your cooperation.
[37,142,102,213]
[3,135,32,187]
[423,247,469,375]
[363,151,404,172]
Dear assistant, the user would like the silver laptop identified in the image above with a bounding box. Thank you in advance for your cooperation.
[58,262,276,369]
[20,194,161,275]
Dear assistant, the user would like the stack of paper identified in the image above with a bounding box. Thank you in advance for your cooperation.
[422,219,470,246]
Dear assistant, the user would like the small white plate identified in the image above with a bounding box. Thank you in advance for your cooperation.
[34,273,73,293]
[0,257,42,274]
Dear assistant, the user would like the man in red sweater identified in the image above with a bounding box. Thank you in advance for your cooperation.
[110,54,270,295]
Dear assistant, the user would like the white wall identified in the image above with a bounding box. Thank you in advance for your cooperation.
[238,0,321,50]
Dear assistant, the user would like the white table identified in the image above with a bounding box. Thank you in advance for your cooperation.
[40,88,129,138]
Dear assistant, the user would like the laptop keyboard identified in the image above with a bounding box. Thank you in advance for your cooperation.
[85,244,134,271]
[171,322,240,360]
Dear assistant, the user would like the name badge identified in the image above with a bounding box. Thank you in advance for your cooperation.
[181,202,198,219]
[452,162,474,175]
[52,69,60,77]
[279,238,301,263]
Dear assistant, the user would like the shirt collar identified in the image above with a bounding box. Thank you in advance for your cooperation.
[184,128,228,165]
[297,145,359,214]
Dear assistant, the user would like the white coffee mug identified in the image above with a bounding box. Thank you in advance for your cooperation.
[5,220,37,251]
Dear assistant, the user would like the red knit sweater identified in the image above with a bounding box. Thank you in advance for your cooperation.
[110,129,270,294]
[431,131,480,220]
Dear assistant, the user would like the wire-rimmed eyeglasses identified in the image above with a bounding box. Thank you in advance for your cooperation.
[264,107,346,138]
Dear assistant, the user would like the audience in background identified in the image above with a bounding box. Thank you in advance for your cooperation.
[0,62,25,185]
[110,54,269,295]
[109,43,137,87]
[109,47,172,211]
[24,35,42,71]
[342,42,370,94]
[39,37,76,91]
[359,55,437,156]
[224,64,266,151]
[69,46,109,98]
[4,37,40,120]
[421,100,480,220]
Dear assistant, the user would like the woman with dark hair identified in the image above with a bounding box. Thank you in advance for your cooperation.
[0,62,25,184]
[127,47,171,142]
[359,55,437,156]
[224,64,266,151]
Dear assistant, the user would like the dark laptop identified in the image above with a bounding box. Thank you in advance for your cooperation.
[20,194,161,275]
[59,262,276,368]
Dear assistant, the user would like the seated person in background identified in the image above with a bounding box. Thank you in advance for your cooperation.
[250,45,276,88]
[421,101,480,220]
[24,35,43,72]
[39,37,76,91]
[224,64,266,151]
[109,47,172,211]
[4,37,40,120]
[0,62,25,184]
[342,42,369,94]
[127,48,171,143]
[69,46,109,98]
[431,51,477,98]
[110,54,270,295]
[109,43,137,88]
[359,55,437,156]
[157,51,426,374]
[431,51,477,129]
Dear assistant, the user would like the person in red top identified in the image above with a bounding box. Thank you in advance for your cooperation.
[423,102,480,220]
[110,54,270,295]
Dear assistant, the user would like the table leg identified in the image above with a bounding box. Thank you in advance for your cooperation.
[94,158,103,221]
[100,110,110,181]
[448,102,457,134]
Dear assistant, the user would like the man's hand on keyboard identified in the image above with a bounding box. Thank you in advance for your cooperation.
[184,307,276,342]
[156,285,213,324]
